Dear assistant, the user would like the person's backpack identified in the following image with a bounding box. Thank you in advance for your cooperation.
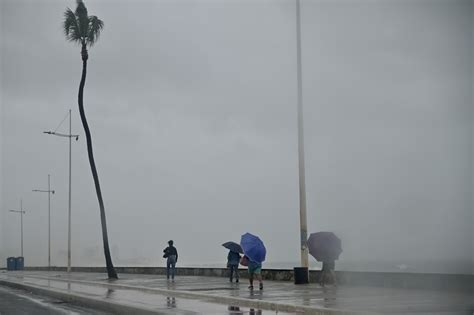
[163,248,169,258]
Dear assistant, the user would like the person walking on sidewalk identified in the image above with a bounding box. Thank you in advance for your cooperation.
[241,255,263,290]
[163,240,178,280]
[320,260,337,287]
[227,250,241,283]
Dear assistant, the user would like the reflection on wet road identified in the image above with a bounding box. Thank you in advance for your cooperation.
[1,271,472,314]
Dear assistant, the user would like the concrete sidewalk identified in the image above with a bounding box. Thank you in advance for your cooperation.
[0,271,472,314]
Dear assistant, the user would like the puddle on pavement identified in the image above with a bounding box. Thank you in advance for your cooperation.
[7,276,298,314]
[8,273,472,314]
[188,287,238,291]
[226,306,300,315]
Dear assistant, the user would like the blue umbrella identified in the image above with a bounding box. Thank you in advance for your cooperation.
[240,233,266,263]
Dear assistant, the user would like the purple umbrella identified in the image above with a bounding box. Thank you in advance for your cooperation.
[240,233,266,263]
[307,232,342,262]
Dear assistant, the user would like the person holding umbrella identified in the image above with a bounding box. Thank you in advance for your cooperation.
[222,241,243,283]
[246,257,263,290]
[321,260,336,287]
[307,232,342,287]
[240,233,266,290]
[227,250,241,282]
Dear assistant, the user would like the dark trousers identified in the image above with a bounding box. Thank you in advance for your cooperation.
[167,255,177,279]
[229,264,239,281]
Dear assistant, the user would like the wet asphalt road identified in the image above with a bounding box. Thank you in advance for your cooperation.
[0,285,109,315]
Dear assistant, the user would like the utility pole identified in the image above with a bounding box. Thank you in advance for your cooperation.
[9,199,26,257]
[33,174,55,270]
[295,0,309,283]
[44,109,79,272]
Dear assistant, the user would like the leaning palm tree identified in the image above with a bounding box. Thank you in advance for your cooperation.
[63,0,117,279]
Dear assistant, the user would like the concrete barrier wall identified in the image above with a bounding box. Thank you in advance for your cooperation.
[23,266,473,291]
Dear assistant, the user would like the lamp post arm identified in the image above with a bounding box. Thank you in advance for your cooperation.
[32,189,54,193]
[9,210,26,214]
[43,131,79,140]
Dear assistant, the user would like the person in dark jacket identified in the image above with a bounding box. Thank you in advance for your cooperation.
[163,240,178,280]
[227,250,241,282]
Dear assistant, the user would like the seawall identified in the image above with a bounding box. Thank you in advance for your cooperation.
[20,266,473,291]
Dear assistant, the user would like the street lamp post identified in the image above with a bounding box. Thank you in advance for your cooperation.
[9,199,26,257]
[33,174,55,270]
[295,0,309,284]
[44,109,79,272]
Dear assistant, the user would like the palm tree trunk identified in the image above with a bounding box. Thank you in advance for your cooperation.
[79,43,118,279]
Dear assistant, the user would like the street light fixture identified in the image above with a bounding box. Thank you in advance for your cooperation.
[33,174,55,270]
[44,109,79,273]
[9,199,26,257]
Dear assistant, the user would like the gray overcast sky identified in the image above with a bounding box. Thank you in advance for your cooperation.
[1,0,473,273]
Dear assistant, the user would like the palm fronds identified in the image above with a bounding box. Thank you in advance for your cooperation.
[64,8,81,43]
[88,16,104,46]
[63,0,104,46]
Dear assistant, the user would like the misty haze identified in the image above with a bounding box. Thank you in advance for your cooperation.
[1,0,473,278]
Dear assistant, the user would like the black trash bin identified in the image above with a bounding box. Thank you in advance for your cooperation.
[7,257,16,271]
[15,257,24,270]
[294,267,309,284]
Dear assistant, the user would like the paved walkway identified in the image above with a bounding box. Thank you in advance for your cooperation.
[0,271,472,314]
[0,285,110,315]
